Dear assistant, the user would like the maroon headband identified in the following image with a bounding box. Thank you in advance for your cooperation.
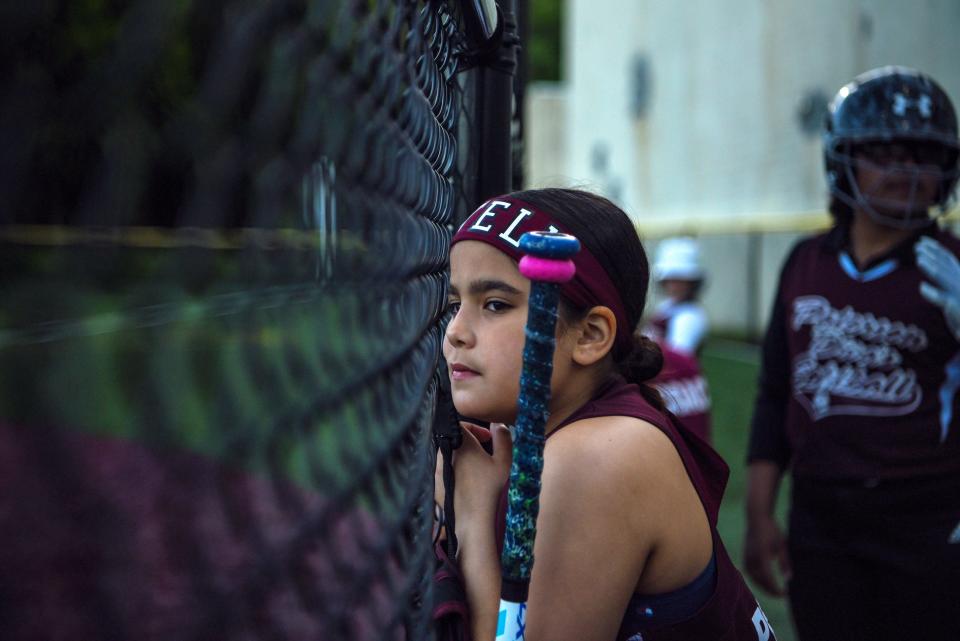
[452,196,633,355]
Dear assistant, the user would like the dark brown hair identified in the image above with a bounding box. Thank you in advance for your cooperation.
[509,188,664,408]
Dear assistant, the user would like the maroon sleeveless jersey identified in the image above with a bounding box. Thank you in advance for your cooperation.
[496,379,775,640]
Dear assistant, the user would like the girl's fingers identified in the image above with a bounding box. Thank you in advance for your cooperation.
[491,424,513,468]
[462,422,492,443]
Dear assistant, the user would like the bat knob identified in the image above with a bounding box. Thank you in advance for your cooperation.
[518,231,580,283]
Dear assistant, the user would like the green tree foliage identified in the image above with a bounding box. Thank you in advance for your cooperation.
[529,0,562,81]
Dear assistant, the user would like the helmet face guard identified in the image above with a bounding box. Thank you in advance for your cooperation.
[823,66,960,229]
[826,143,960,229]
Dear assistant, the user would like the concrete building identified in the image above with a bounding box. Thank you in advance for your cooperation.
[525,0,960,335]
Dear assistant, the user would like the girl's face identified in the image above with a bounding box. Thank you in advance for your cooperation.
[853,143,942,219]
[660,279,696,302]
[444,241,530,423]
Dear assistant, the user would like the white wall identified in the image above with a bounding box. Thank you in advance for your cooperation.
[524,82,570,189]
[565,0,960,225]
[538,0,960,335]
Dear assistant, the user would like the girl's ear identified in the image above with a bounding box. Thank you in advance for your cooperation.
[571,306,616,366]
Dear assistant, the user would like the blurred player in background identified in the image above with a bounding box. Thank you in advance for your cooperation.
[744,66,960,641]
[650,342,712,443]
[647,237,709,355]
[645,237,713,442]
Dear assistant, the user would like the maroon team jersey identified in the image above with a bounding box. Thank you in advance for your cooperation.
[497,378,775,641]
[774,227,960,480]
[646,312,670,344]
[653,344,712,442]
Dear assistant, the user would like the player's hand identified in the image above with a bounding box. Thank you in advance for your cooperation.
[450,422,513,529]
[744,515,791,597]
[916,236,960,341]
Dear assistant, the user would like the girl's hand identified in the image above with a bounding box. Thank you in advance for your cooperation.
[452,422,513,528]
[434,423,513,527]
[452,423,511,641]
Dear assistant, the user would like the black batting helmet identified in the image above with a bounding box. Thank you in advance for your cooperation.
[823,66,960,228]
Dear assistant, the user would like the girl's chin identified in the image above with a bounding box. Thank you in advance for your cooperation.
[451,400,515,425]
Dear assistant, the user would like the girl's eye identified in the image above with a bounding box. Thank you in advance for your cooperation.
[484,300,512,313]
[447,300,461,315]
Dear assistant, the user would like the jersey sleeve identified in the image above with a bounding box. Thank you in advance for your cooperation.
[746,243,805,469]
[666,305,708,354]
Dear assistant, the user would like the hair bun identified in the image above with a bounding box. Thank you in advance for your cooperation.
[617,334,663,384]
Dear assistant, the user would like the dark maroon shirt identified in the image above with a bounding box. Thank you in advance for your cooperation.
[652,344,712,443]
[748,225,960,480]
[497,378,775,640]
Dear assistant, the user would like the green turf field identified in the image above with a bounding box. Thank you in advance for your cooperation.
[701,338,796,641]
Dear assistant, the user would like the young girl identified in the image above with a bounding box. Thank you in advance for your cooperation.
[639,237,713,442]
[647,236,709,356]
[441,188,773,641]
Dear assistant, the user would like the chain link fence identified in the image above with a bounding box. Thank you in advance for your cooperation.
[0,1,518,638]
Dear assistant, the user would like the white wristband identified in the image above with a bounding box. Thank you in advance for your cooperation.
[495,599,527,641]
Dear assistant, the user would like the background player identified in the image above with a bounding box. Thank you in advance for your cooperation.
[652,343,713,443]
[743,66,960,641]
[647,236,709,356]
[644,237,713,442]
